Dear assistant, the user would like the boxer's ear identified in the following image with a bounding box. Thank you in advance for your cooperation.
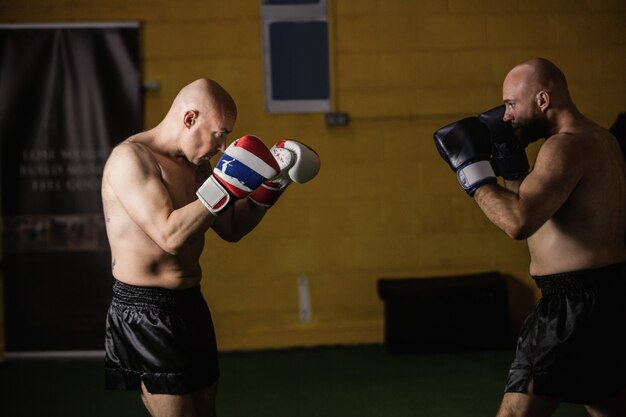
[184,110,198,128]
[536,91,549,112]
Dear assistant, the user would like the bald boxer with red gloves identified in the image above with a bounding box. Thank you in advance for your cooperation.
[435,58,626,417]
[102,78,319,417]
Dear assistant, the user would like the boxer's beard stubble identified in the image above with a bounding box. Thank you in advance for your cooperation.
[514,116,551,144]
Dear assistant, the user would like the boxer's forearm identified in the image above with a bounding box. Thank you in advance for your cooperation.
[474,183,530,240]
[210,198,267,242]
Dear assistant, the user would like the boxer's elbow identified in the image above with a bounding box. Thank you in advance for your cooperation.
[157,232,189,255]
[159,238,181,255]
[506,226,531,241]
[502,217,535,240]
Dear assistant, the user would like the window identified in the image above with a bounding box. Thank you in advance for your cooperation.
[261,0,330,113]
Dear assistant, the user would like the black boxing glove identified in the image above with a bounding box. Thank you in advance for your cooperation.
[434,116,496,196]
[479,105,529,180]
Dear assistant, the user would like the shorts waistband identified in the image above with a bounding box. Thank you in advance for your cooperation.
[532,262,626,295]
[111,280,201,311]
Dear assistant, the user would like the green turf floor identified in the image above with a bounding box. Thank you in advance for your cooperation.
[0,345,588,417]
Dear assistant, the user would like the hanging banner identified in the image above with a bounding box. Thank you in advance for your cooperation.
[0,23,141,351]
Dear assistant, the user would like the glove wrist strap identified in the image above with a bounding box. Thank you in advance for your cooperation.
[457,160,496,195]
[197,176,232,215]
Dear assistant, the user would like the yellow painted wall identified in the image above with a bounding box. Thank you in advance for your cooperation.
[1,0,624,351]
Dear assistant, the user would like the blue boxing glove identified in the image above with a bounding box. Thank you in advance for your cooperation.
[197,135,279,215]
[434,117,496,196]
[479,105,529,180]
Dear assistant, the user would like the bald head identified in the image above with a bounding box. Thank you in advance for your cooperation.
[504,58,573,109]
[169,78,237,122]
[502,58,580,142]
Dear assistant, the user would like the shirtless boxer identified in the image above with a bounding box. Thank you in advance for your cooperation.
[435,58,626,416]
[101,78,319,417]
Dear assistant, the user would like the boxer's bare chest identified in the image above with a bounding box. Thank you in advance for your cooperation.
[153,154,198,208]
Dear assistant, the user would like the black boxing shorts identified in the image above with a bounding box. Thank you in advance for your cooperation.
[504,262,626,404]
[105,280,220,394]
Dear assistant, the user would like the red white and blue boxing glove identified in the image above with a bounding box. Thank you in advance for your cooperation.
[250,139,320,207]
[434,116,496,196]
[197,135,279,215]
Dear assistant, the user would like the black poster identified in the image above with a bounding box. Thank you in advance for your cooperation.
[0,23,141,351]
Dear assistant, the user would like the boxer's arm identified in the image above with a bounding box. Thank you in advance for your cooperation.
[210,198,267,242]
[105,143,215,254]
[474,134,586,239]
[502,178,522,194]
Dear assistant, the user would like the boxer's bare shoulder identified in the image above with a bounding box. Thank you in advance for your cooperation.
[106,136,159,176]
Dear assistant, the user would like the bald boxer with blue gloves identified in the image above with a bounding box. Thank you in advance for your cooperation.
[435,58,626,417]
[102,78,320,417]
